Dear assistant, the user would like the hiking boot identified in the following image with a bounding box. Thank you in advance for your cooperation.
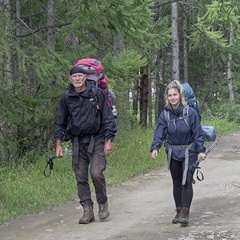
[98,202,110,220]
[79,204,94,224]
[179,207,189,226]
[172,208,181,224]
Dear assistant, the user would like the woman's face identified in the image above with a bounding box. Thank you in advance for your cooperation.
[167,88,180,109]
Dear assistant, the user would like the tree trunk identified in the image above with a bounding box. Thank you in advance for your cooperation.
[207,57,215,107]
[46,0,57,148]
[152,3,165,126]
[139,66,149,127]
[227,22,234,103]
[47,0,56,48]
[171,2,179,80]
[112,34,125,53]
[183,2,189,83]
[4,0,14,86]
[16,0,21,46]
[132,78,138,117]
[0,1,4,80]
[155,49,165,124]
[148,64,152,128]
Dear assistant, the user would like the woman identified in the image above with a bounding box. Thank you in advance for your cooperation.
[150,80,206,226]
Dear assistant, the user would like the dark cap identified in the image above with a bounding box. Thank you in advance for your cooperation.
[70,66,86,76]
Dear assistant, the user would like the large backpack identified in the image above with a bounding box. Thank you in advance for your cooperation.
[181,82,201,121]
[164,83,216,142]
[73,58,117,116]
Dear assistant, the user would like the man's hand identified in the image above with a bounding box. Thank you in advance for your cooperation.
[151,150,158,160]
[55,140,63,157]
[104,141,113,156]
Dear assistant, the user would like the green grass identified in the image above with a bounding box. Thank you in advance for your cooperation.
[0,117,239,224]
[106,127,166,185]
[202,118,240,137]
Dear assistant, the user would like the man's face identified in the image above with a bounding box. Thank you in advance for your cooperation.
[70,73,87,88]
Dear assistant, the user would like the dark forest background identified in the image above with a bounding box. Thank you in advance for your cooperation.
[0,0,240,165]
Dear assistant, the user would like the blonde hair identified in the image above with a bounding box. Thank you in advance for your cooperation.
[165,80,187,107]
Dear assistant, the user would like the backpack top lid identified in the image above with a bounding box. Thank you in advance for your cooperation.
[74,58,103,75]
[181,82,195,100]
[73,58,103,82]
[181,82,201,121]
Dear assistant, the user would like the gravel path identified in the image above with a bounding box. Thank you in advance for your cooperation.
[1,133,240,240]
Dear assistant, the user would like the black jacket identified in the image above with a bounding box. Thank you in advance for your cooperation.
[55,82,117,142]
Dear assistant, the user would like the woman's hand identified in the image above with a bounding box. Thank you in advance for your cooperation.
[151,150,159,160]
[198,152,207,160]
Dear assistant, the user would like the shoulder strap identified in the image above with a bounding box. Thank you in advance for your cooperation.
[64,89,69,106]
[163,110,169,146]
[164,109,170,124]
[89,81,100,110]
[183,105,190,128]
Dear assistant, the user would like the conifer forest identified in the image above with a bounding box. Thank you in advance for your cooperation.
[0,0,240,164]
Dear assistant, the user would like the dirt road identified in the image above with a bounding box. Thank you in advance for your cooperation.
[1,133,240,240]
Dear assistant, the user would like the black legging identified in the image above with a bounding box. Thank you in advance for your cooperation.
[170,154,198,209]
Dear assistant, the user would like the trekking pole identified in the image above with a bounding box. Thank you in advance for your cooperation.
[191,139,220,183]
[44,151,72,177]
[195,139,220,167]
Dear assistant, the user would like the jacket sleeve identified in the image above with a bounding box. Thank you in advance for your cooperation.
[150,111,167,152]
[98,89,117,140]
[189,109,206,153]
[55,93,69,140]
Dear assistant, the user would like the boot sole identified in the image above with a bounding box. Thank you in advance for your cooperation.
[99,212,110,220]
[179,220,188,226]
[79,217,95,224]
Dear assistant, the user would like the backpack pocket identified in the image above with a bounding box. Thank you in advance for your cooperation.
[202,126,216,142]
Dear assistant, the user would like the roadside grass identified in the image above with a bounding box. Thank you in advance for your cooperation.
[0,118,239,224]
[106,127,166,185]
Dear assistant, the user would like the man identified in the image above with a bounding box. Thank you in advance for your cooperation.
[55,66,117,224]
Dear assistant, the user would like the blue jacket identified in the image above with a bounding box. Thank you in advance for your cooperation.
[150,104,205,161]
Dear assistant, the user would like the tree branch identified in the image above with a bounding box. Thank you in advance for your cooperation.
[16,22,72,38]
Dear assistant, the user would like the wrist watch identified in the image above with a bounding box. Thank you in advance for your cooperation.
[107,139,113,142]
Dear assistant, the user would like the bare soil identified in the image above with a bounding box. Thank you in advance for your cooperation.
[1,133,240,240]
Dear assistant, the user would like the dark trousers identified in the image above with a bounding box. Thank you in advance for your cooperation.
[72,138,107,206]
[170,154,197,209]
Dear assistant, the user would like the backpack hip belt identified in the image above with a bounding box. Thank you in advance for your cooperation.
[73,136,79,165]
[72,135,96,165]
[167,143,193,186]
